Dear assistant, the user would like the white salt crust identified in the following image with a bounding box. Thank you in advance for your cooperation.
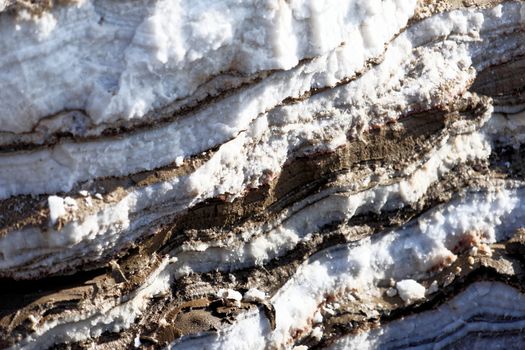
[331,282,525,350]
[168,186,525,349]
[4,2,525,349]
[396,279,426,304]
[0,0,418,199]
[1,2,524,279]
[47,195,66,224]
[1,1,525,199]
[0,0,416,134]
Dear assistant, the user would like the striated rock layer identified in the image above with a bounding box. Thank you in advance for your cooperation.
[1,0,525,349]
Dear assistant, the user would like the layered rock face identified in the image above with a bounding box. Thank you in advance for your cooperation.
[1,0,525,349]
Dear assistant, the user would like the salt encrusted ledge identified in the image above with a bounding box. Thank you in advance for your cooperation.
[1,2,524,199]
[2,1,525,349]
[0,0,416,137]
[1,1,524,282]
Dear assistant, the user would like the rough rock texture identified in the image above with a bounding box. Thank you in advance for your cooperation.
[1,0,525,349]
